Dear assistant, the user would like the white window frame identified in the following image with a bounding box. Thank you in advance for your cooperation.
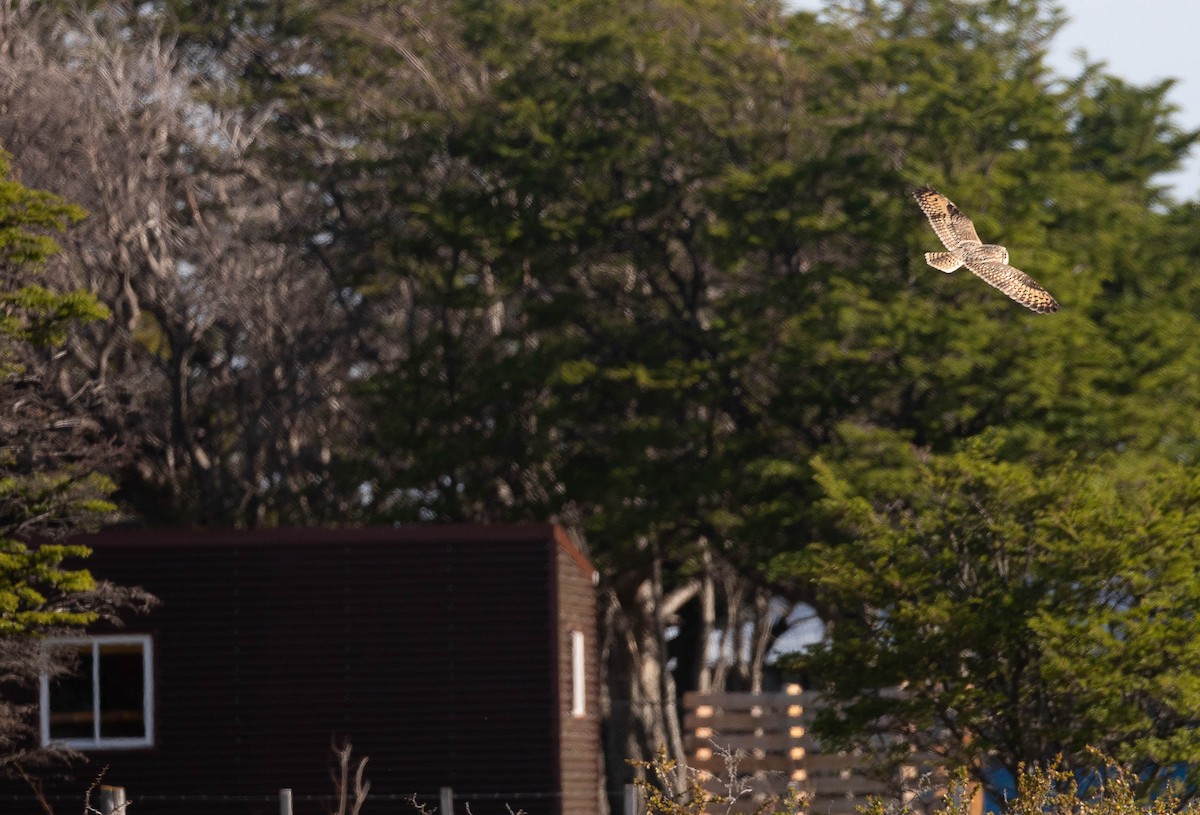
[39,634,155,750]
[570,630,586,718]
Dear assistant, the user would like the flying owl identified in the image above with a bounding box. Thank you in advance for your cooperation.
[913,186,1058,314]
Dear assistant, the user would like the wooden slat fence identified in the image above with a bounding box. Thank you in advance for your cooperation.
[682,686,960,815]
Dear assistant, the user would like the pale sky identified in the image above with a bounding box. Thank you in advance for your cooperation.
[786,1,1200,200]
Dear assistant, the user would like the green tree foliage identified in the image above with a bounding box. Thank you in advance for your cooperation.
[0,157,99,351]
[0,144,149,779]
[777,433,1200,796]
[0,146,109,634]
[21,0,1200,802]
[763,0,1200,799]
[173,0,1200,784]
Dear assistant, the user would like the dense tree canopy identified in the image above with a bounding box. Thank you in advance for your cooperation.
[777,433,1200,796]
[2,0,1200,805]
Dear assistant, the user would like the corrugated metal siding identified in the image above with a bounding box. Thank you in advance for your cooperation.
[0,526,598,815]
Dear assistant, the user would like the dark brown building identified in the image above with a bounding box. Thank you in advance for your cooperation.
[3,524,602,815]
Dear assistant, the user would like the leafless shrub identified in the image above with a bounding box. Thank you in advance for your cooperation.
[0,0,367,527]
[631,745,806,815]
[330,739,370,815]
[81,767,130,815]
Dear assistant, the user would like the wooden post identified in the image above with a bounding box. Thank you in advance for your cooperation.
[279,788,293,815]
[439,786,454,814]
[98,786,126,815]
[623,782,641,815]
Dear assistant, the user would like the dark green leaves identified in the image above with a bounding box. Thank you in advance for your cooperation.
[0,146,115,635]
[781,435,1200,796]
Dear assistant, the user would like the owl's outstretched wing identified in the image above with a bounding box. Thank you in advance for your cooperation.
[962,259,1059,314]
[913,186,982,249]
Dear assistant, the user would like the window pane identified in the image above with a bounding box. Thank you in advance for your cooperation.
[98,643,146,739]
[48,648,94,740]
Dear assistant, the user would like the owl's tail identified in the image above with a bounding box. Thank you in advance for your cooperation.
[924,251,963,273]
